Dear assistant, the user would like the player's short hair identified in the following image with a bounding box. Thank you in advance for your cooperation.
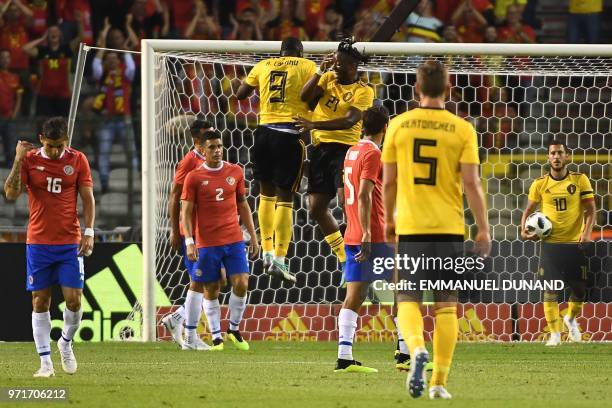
[280,37,303,57]
[416,60,448,98]
[337,37,368,64]
[202,129,222,142]
[41,117,68,140]
[363,105,389,135]
[547,138,569,153]
[190,119,214,140]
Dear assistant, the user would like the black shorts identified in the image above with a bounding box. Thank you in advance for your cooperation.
[307,142,350,195]
[396,234,465,298]
[538,242,588,282]
[252,125,305,192]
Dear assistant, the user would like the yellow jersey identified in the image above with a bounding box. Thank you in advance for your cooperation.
[245,56,317,125]
[381,107,480,236]
[569,0,602,14]
[311,71,374,146]
[527,172,594,243]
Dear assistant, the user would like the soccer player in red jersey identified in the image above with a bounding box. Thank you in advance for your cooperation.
[335,106,393,373]
[3,117,95,377]
[181,130,259,351]
[161,119,226,346]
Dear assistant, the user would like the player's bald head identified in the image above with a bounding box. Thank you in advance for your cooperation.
[280,37,303,57]
[41,116,68,141]
[416,60,448,98]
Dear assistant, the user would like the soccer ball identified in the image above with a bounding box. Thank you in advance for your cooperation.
[525,212,552,238]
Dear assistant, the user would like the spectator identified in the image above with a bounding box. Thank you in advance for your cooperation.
[0,49,22,166]
[352,9,379,41]
[91,47,138,193]
[23,25,79,117]
[567,0,601,43]
[56,0,94,45]
[0,1,31,71]
[442,25,462,42]
[494,0,526,25]
[184,1,221,40]
[451,0,490,43]
[128,0,164,44]
[497,4,535,43]
[28,0,48,38]
[303,0,333,39]
[162,0,196,38]
[227,8,263,41]
[435,0,494,25]
[483,25,498,43]
[266,0,307,40]
[98,17,135,51]
[314,5,343,41]
[403,0,443,43]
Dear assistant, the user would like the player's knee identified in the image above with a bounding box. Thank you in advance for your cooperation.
[65,298,81,312]
[231,277,249,297]
[32,294,51,313]
[189,281,205,293]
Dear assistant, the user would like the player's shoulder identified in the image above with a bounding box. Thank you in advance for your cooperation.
[569,171,588,179]
[225,161,244,173]
[531,174,548,186]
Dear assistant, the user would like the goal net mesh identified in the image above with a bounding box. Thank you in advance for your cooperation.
[147,49,611,342]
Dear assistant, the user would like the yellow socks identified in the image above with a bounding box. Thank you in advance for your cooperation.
[258,195,275,253]
[273,201,293,258]
[431,306,458,387]
[543,301,560,333]
[324,230,346,263]
[397,302,425,355]
[567,301,584,320]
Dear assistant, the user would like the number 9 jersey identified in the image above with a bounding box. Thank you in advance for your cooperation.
[381,107,479,236]
[21,148,93,244]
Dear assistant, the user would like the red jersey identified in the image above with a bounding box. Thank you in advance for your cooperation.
[181,161,245,248]
[0,23,29,70]
[343,139,385,245]
[21,147,93,245]
[0,70,22,118]
[37,45,73,98]
[173,149,205,236]
[166,0,195,31]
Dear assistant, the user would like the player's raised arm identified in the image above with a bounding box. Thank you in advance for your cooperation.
[295,106,362,132]
[300,53,333,103]
[4,140,34,201]
[461,163,491,257]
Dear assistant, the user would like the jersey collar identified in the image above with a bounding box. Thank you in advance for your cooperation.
[203,161,224,171]
[359,139,380,150]
[192,149,205,160]
[549,170,569,181]
[40,148,66,160]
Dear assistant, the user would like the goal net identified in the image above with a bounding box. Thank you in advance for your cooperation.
[141,41,612,343]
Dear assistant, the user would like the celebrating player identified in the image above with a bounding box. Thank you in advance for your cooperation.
[382,61,490,399]
[521,139,596,346]
[3,117,95,377]
[181,130,259,351]
[334,105,391,373]
[297,38,374,274]
[161,119,227,346]
[236,37,316,283]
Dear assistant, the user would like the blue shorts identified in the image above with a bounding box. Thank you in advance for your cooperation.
[26,244,84,291]
[345,243,394,282]
[190,241,248,283]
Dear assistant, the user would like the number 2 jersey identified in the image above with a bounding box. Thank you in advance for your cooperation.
[181,161,245,248]
[381,107,479,236]
[528,172,594,243]
[343,139,385,245]
[20,147,93,245]
[244,56,316,125]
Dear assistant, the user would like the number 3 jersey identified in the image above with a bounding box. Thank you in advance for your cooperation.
[20,148,93,245]
[528,172,594,243]
[343,139,385,245]
[381,107,479,236]
[181,161,245,248]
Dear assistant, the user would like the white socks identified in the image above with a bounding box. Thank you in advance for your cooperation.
[172,305,186,323]
[338,308,358,360]
[394,317,409,354]
[32,312,52,366]
[228,292,247,331]
[61,308,83,344]
[203,298,222,340]
[184,290,203,342]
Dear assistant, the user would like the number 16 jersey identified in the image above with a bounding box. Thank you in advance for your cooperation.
[381,107,479,236]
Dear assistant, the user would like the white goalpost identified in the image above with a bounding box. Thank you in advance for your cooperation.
[141,40,612,342]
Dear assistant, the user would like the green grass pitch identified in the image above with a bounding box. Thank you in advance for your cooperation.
[1,342,611,407]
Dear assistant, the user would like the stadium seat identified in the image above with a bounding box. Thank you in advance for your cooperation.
[108,168,141,193]
[99,192,129,218]
[91,169,102,194]
[14,194,29,219]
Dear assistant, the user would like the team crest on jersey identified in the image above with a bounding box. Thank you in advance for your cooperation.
[35,166,45,171]
[28,275,33,285]
[201,180,209,186]
[194,269,203,277]
[63,165,74,175]
[567,184,576,194]
[226,176,235,186]
[342,92,353,102]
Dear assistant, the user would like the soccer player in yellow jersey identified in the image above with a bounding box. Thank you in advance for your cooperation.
[296,38,374,274]
[236,38,317,283]
[521,139,596,346]
[381,61,491,400]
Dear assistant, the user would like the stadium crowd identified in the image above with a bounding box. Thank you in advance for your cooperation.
[0,0,607,229]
